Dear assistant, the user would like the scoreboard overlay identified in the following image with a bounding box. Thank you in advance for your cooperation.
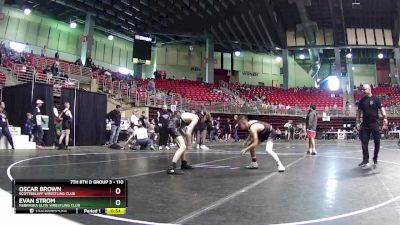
[12,179,127,214]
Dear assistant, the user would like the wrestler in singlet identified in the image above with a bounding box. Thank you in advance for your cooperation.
[248,120,276,142]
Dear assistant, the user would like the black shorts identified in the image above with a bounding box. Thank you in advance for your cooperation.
[167,126,181,139]
[259,129,276,142]
[62,121,71,130]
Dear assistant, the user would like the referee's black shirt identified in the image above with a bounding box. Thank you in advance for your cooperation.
[358,95,382,125]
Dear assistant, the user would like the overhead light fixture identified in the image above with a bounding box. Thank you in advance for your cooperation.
[328,76,340,91]
[10,41,26,53]
[189,45,194,51]
[107,35,114,41]
[23,8,31,15]
[299,54,305,60]
[378,53,384,59]
[275,56,282,62]
[352,0,361,9]
[234,50,241,57]
[118,67,132,75]
[70,21,77,29]
[275,47,281,50]
[346,53,353,59]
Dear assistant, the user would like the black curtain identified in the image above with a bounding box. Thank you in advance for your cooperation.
[61,88,106,146]
[2,83,55,146]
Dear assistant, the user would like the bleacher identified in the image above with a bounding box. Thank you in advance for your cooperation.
[354,86,400,106]
[228,83,343,110]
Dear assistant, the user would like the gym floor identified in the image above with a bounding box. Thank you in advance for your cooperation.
[1,140,400,225]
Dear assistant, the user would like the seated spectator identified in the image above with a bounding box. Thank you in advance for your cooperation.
[128,120,155,150]
[74,58,82,66]
[327,127,336,140]
[52,61,60,77]
[276,128,282,140]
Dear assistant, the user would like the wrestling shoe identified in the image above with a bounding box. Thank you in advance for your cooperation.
[181,160,195,170]
[167,164,184,175]
[200,145,209,150]
[372,159,378,169]
[245,162,259,169]
[358,160,370,168]
[277,163,286,172]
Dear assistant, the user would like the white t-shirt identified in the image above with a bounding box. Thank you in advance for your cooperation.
[130,115,139,126]
[35,107,42,126]
[135,127,148,140]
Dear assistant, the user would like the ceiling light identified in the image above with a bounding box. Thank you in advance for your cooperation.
[275,56,282,62]
[346,53,352,59]
[70,21,77,29]
[23,8,31,15]
[234,50,241,57]
[378,53,384,59]
[299,54,305,60]
[107,35,114,41]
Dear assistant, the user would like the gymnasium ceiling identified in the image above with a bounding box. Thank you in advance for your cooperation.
[5,0,400,52]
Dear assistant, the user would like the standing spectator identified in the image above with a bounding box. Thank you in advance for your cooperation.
[356,84,387,168]
[224,118,232,141]
[306,104,318,155]
[209,116,218,142]
[41,45,47,57]
[0,104,15,149]
[55,51,59,59]
[156,105,171,150]
[58,102,73,150]
[33,99,45,148]
[195,111,209,150]
[140,110,147,124]
[107,105,122,147]
[23,113,33,142]
[129,109,140,129]
[345,101,350,115]
[284,120,292,141]
[232,115,240,142]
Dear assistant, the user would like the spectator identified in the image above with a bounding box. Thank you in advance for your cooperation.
[306,104,318,155]
[33,99,45,148]
[107,105,122,147]
[148,119,157,145]
[74,58,82,66]
[55,51,59,59]
[0,103,14,150]
[128,120,155,150]
[276,128,282,140]
[51,61,60,77]
[195,110,210,150]
[327,127,336,140]
[58,102,73,150]
[156,105,170,150]
[23,112,33,141]
[224,118,232,141]
[209,116,218,142]
[284,120,292,141]
[232,115,239,142]
[41,45,47,57]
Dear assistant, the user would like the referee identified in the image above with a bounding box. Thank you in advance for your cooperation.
[356,84,388,168]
